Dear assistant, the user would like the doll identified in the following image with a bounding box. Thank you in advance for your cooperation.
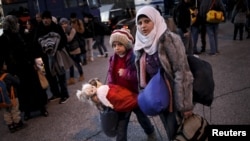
[76,78,138,112]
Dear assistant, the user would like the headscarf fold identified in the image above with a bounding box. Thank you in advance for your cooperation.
[134,6,167,55]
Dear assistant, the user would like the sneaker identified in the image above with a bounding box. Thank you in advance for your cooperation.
[147,131,157,141]
[48,96,60,101]
[8,123,16,133]
[97,54,105,58]
[59,97,69,104]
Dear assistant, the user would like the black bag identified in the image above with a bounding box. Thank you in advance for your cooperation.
[99,107,118,137]
[187,55,215,106]
[75,32,86,54]
[174,114,209,141]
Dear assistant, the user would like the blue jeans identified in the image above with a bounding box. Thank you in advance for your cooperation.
[69,53,83,78]
[191,26,199,52]
[206,24,219,54]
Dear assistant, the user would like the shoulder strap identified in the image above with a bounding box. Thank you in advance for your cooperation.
[0,73,7,81]
[209,0,216,10]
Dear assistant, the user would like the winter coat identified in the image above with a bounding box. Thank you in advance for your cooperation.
[134,30,194,112]
[108,49,138,94]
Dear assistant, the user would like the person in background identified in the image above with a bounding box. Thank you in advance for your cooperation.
[35,13,42,26]
[20,19,49,120]
[70,12,86,65]
[155,5,162,15]
[173,0,193,55]
[190,0,207,54]
[0,69,24,133]
[134,6,194,140]
[59,18,84,85]
[93,17,109,58]
[231,0,247,40]
[200,0,226,55]
[83,13,95,62]
[33,10,72,104]
[108,28,157,141]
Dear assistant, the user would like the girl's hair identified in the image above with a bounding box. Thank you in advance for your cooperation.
[137,14,148,23]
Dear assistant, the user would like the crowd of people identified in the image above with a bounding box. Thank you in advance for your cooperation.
[0,10,110,133]
[0,0,249,140]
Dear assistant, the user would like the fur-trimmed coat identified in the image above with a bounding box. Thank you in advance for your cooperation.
[135,29,194,112]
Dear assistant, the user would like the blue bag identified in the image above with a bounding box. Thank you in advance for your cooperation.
[138,69,170,116]
[0,73,11,108]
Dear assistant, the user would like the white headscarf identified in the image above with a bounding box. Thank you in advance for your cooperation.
[134,6,167,55]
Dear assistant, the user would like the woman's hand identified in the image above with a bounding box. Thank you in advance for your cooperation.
[182,110,193,119]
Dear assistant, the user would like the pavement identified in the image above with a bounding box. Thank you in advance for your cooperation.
[1,21,250,141]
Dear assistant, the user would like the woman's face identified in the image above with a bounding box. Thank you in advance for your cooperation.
[137,16,154,36]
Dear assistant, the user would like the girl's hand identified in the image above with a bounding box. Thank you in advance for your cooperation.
[118,69,126,76]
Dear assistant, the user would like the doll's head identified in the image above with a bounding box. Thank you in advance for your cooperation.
[76,83,103,110]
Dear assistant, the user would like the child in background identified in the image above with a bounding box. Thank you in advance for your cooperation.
[0,69,25,133]
[107,28,156,141]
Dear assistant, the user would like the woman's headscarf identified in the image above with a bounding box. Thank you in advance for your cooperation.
[134,6,167,55]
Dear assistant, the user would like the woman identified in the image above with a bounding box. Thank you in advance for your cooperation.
[0,15,48,121]
[134,6,194,140]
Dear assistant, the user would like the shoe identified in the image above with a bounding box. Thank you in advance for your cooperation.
[24,112,31,121]
[79,75,84,81]
[67,77,76,85]
[48,96,60,101]
[97,54,105,57]
[208,52,216,56]
[147,131,157,141]
[8,123,16,133]
[14,120,25,131]
[41,109,49,117]
[59,97,69,104]
[105,53,108,58]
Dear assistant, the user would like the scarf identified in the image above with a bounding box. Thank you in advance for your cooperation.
[134,6,167,55]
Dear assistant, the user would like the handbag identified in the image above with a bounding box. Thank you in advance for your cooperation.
[37,70,49,89]
[206,0,224,23]
[138,68,171,116]
[174,114,209,141]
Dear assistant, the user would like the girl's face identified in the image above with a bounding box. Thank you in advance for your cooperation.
[137,16,154,36]
[112,41,127,56]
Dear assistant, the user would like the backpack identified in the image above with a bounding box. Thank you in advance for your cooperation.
[174,114,209,141]
[187,55,214,106]
[166,31,214,106]
[0,73,15,108]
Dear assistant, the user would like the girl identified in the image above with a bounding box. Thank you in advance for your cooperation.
[108,28,156,141]
[134,6,194,140]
